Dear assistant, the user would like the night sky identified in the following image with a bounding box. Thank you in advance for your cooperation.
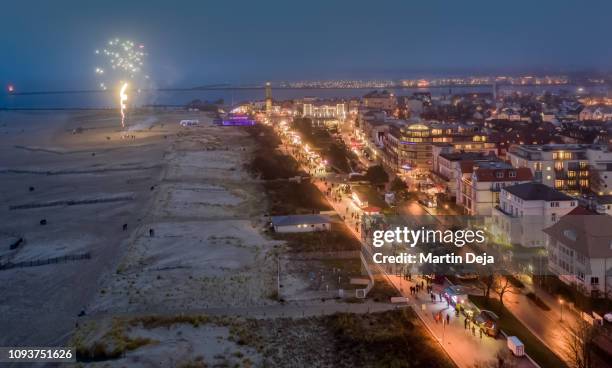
[1,0,611,90]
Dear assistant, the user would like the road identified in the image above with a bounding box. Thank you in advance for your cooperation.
[501,278,578,366]
[274,120,537,368]
[318,178,537,368]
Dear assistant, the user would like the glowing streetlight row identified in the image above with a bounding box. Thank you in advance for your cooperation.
[276,120,328,173]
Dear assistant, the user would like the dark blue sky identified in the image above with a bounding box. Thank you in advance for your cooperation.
[1,0,611,90]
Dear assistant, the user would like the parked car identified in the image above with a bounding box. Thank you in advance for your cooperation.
[418,198,436,208]
[604,313,612,323]
[475,310,500,337]
[456,273,479,281]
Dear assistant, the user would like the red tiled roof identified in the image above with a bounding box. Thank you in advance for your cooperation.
[473,167,532,182]
[565,206,598,216]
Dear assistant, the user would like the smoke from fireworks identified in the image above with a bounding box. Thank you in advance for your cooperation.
[94,38,149,128]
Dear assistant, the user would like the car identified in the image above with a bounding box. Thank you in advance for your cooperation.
[475,310,500,337]
[418,198,436,208]
[604,313,612,323]
[456,273,479,281]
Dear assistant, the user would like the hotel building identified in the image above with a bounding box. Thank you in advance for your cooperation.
[507,144,612,195]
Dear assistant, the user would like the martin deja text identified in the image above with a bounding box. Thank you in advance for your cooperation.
[372,252,495,265]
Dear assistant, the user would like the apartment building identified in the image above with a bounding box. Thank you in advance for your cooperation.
[431,150,498,200]
[491,183,577,247]
[507,144,612,195]
[456,161,533,215]
[544,214,612,298]
[363,90,396,111]
[383,121,487,177]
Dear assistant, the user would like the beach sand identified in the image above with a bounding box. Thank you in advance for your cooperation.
[0,109,276,349]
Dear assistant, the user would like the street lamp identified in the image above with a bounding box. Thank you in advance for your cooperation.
[559,298,564,322]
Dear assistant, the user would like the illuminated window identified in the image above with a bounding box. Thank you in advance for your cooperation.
[554,161,564,171]
[555,180,564,189]
[568,171,576,178]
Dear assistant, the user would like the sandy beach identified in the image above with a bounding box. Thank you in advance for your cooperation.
[0,109,278,350]
[0,110,413,367]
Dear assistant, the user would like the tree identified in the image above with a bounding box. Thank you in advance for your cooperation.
[563,318,601,368]
[478,272,495,300]
[365,165,389,185]
[494,275,518,311]
[389,177,407,193]
[328,142,352,173]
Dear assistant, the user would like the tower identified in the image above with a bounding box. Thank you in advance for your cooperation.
[265,82,272,114]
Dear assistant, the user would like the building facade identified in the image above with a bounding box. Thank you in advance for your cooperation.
[544,215,612,298]
[491,183,577,247]
[508,144,612,195]
[431,150,498,200]
[302,101,347,120]
[383,122,488,177]
[363,90,396,111]
[456,161,533,215]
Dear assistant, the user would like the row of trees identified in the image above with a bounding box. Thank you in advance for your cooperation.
[477,272,518,311]
[477,272,607,368]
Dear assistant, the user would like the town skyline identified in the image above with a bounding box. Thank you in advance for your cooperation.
[2,1,612,367]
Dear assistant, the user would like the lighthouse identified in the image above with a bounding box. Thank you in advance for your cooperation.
[265,82,272,115]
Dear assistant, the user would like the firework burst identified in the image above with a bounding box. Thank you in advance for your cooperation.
[94,38,149,128]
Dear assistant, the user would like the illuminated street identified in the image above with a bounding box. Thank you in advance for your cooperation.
[2,1,612,367]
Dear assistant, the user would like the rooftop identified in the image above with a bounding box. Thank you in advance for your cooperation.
[473,167,533,182]
[565,206,598,216]
[439,151,496,162]
[544,215,612,258]
[271,214,331,227]
[473,161,513,170]
[512,144,609,153]
[504,183,573,201]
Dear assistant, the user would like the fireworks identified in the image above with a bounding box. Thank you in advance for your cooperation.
[94,38,149,128]
[119,82,129,128]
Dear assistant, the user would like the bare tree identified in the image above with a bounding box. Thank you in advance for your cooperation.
[494,275,518,310]
[478,273,495,299]
[563,318,600,368]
